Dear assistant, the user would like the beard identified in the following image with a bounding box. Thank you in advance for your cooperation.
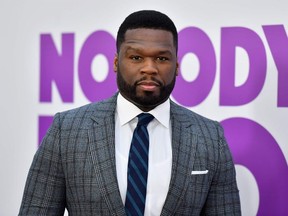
[116,68,176,109]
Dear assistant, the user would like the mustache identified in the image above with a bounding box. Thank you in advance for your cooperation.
[134,77,163,86]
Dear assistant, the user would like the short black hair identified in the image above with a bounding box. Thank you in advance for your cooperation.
[116,10,178,54]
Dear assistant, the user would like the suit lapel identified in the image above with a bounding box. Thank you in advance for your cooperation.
[88,95,126,216]
[86,96,198,215]
[161,102,198,215]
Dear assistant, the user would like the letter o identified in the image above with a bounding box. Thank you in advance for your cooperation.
[78,31,117,102]
[173,27,216,106]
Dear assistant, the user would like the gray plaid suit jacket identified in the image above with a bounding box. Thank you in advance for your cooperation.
[19,94,241,215]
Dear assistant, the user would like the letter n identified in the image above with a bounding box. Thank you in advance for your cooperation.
[40,33,74,102]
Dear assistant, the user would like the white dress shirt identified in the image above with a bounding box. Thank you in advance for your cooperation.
[115,93,172,216]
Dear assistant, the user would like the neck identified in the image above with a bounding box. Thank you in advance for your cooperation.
[120,93,169,112]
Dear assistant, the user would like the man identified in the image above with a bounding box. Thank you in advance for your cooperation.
[19,10,241,215]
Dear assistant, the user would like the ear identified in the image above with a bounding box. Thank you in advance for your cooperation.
[113,54,118,73]
[175,61,179,76]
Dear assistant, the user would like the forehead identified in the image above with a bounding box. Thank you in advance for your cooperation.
[121,28,175,52]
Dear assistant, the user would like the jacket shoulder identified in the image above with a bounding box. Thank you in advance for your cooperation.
[170,100,223,138]
[170,100,215,124]
[52,95,117,130]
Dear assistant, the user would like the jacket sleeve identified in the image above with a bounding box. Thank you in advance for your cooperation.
[19,113,66,215]
[202,122,241,215]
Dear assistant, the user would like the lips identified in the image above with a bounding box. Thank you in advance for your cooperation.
[136,80,160,91]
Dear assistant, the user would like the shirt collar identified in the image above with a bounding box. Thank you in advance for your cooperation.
[116,93,170,128]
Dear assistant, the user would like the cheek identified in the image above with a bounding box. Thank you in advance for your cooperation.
[161,68,177,84]
[118,64,136,83]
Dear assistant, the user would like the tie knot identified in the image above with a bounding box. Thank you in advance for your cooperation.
[137,113,154,126]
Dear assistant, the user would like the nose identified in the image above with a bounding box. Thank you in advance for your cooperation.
[140,58,158,75]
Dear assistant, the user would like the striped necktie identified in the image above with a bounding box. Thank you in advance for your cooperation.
[125,113,154,216]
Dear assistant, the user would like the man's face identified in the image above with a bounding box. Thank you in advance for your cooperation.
[114,28,179,111]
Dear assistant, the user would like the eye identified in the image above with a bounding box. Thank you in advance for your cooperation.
[130,56,142,61]
[157,56,169,61]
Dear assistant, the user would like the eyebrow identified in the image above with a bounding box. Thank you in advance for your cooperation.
[125,46,173,56]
